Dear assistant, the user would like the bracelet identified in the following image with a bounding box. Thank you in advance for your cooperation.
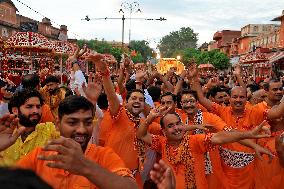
[98,69,110,77]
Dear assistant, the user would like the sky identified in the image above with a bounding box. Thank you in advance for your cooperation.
[12,0,284,48]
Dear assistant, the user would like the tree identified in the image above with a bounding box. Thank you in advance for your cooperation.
[158,27,198,57]
[131,52,144,63]
[209,50,230,70]
[129,40,153,62]
[110,47,123,63]
[173,48,229,70]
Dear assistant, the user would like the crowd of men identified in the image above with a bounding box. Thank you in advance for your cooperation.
[0,47,283,189]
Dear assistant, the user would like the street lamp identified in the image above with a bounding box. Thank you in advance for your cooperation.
[120,1,142,43]
[82,7,166,50]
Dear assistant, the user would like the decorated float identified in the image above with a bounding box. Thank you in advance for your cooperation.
[198,63,215,76]
[156,58,185,75]
[239,52,270,83]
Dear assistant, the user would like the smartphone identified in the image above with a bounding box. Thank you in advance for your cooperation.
[0,79,8,88]
[5,85,17,93]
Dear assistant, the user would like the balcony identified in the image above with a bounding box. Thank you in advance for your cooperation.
[213,31,222,40]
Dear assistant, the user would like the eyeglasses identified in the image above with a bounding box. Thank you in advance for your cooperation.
[181,100,196,104]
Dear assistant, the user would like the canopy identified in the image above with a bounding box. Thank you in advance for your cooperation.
[239,52,268,64]
[50,41,77,55]
[5,32,54,52]
[198,63,214,69]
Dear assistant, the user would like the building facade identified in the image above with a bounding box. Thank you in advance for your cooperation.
[0,0,68,41]
[210,30,241,56]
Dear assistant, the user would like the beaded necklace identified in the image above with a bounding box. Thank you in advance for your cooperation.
[165,133,197,189]
[125,109,146,171]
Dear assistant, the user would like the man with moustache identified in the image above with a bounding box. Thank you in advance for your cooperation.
[190,66,284,189]
[40,75,66,118]
[0,96,138,189]
[0,89,58,166]
[86,53,161,188]
[137,111,272,189]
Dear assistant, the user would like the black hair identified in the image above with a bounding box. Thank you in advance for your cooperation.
[125,79,136,92]
[0,168,52,189]
[126,89,144,102]
[160,92,177,103]
[264,79,282,91]
[97,93,109,110]
[147,86,161,102]
[44,75,60,85]
[155,80,163,86]
[160,112,181,129]
[8,89,44,113]
[180,89,198,101]
[247,84,260,93]
[58,95,95,119]
[22,74,40,89]
[206,86,224,98]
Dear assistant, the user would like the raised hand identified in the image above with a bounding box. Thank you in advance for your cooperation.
[82,73,103,104]
[254,144,274,163]
[187,64,198,79]
[78,44,88,57]
[248,121,271,139]
[150,160,176,189]
[122,55,132,68]
[85,53,108,73]
[149,106,172,119]
[0,114,25,151]
[38,137,86,175]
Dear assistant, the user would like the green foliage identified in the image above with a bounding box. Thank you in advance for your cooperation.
[158,27,198,57]
[110,47,123,63]
[131,52,144,63]
[129,40,153,62]
[177,48,229,70]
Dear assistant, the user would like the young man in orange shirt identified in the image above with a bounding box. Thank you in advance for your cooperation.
[86,53,161,188]
[15,95,138,189]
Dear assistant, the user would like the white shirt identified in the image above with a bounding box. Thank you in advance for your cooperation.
[70,70,87,96]
[0,102,9,118]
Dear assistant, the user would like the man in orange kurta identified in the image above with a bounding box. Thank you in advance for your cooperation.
[156,91,228,188]
[255,133,284,189]
[17,144,134,189]
[193,81,284,189]
[137,112,271,189]
[89,53,161,188]
[15,95,138,189]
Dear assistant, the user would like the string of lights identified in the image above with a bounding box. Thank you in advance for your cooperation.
[14,0,81,38]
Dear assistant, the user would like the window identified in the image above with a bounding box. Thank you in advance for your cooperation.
[276,34,280,42]
[2,28,8,37]
[264,37,267,45]
[253,26,258,32]
[272,35,276,43]
[0,8,4,17]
